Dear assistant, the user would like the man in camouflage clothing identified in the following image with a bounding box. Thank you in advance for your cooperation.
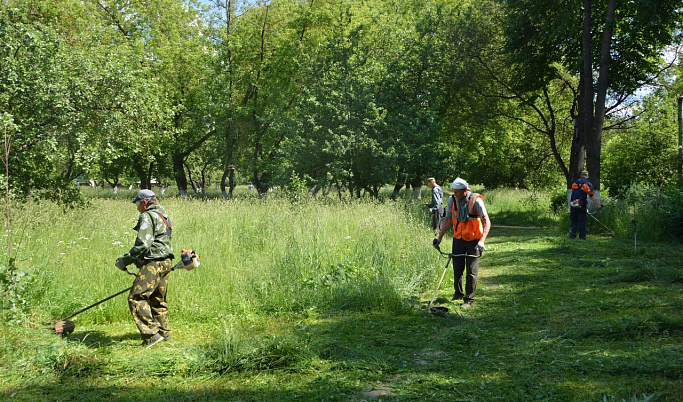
[116,189,174,348]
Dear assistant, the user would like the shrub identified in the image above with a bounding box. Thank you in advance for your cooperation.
[626,184,683,242]
[661,186,683,240]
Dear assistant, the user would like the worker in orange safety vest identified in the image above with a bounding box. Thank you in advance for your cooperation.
[434,178,491,309]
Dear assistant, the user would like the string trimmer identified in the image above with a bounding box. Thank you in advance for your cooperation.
[587,207,615,236]
[427,243,479,314]
[53,249,200,336]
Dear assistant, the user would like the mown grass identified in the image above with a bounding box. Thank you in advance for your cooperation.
[0,188,681,401]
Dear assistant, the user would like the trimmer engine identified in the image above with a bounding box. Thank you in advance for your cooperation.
[177,249,200,270]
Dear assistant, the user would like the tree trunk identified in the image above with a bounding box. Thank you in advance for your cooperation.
[370,185,379,199]
[391,171,406,200]
[575,0,594,189]
[220,167,230,199]
[322,182,331,196]
[132,162,152,189]
[586,0,617,194]
[221,0,237,200]
[409,177,422,199]
[220,165,236,199]
[391,183,403,200]
[575,0,615,196]
[105,177,120,191]
[228,167,235,197]
[184,162,198,194]
[173,153,188,194]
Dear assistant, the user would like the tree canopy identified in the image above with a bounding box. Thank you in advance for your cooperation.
[502,0,683,190]
[2,0,682,203]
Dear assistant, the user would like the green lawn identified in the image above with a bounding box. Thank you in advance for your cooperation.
[1,195,681,401]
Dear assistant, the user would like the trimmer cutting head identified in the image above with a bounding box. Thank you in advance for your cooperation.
[429,306,449,314]
[54,320,75,336]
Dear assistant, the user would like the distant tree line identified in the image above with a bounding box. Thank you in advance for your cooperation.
[2,0,682,204]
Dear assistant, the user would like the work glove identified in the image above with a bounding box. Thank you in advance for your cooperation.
[475,241,485,255]
[115,258,127,271]
[433,238,441,247]
[598,204,604,210]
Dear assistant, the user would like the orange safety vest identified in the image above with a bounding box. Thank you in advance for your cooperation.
[451,192,484,241]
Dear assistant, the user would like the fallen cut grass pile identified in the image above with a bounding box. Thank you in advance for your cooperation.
[0,189,681,401]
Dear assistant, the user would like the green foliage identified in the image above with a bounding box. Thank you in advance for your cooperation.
[283,1,396,196]
[0,4,83,204]
[283,172,309,202]
[551,184,683,242]
[550,188,568,214]
[503,0,683,95]
[625,184,683,241]
[2,0,683,205]
[483,188,558,226]
[0,259,29,322]
[501,0,683,191]
[602,94,679,198]
[0,257,56,326]
[0,0,182,204]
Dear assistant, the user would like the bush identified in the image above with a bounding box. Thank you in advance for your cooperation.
[0,260,29,322]
[623,184,683,242]
[550,189,568,214]
[661,186,683,239]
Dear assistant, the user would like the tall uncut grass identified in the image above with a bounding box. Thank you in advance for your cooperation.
[3,193,442,327]
[4,184,679,328]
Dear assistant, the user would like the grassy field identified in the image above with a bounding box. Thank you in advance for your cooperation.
[0,188,681,401]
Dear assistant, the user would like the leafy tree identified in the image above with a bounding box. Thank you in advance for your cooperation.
[603,91,680,197]
[283,1,400,198]
[204,0,241,198]
[91,0,205,191]
[503,0,683,191]
[145,0,214,195]
[1,2,84,204]
[375,0,453,197]
[206,0,315,196]
[398,0,570,191]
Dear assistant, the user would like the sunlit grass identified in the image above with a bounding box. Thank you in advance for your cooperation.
[5,195,440,325]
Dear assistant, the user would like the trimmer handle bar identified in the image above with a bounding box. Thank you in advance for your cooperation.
[433,244,480,259]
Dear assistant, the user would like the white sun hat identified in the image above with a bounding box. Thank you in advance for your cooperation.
[450,178,469,190]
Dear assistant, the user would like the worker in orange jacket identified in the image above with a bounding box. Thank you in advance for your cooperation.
[434,178,490,309]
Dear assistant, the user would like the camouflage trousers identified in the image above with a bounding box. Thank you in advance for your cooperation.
[128,259,173,339]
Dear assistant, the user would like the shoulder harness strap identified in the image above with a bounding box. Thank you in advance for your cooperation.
[453,193,482,218]
[146,211,172,239]
[147,211,168,229]
[467,193,481,218]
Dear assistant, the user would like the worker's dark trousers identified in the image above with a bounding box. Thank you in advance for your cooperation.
[569,207,587,239]
[128,259,173,339]
[432,206,444,231]
[452,238,480,303]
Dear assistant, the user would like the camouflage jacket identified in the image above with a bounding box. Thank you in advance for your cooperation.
[121,204,174,266]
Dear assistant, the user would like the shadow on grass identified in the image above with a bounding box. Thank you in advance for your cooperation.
[67,330,141,347]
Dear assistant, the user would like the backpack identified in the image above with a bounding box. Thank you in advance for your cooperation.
[570,179,586,209]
